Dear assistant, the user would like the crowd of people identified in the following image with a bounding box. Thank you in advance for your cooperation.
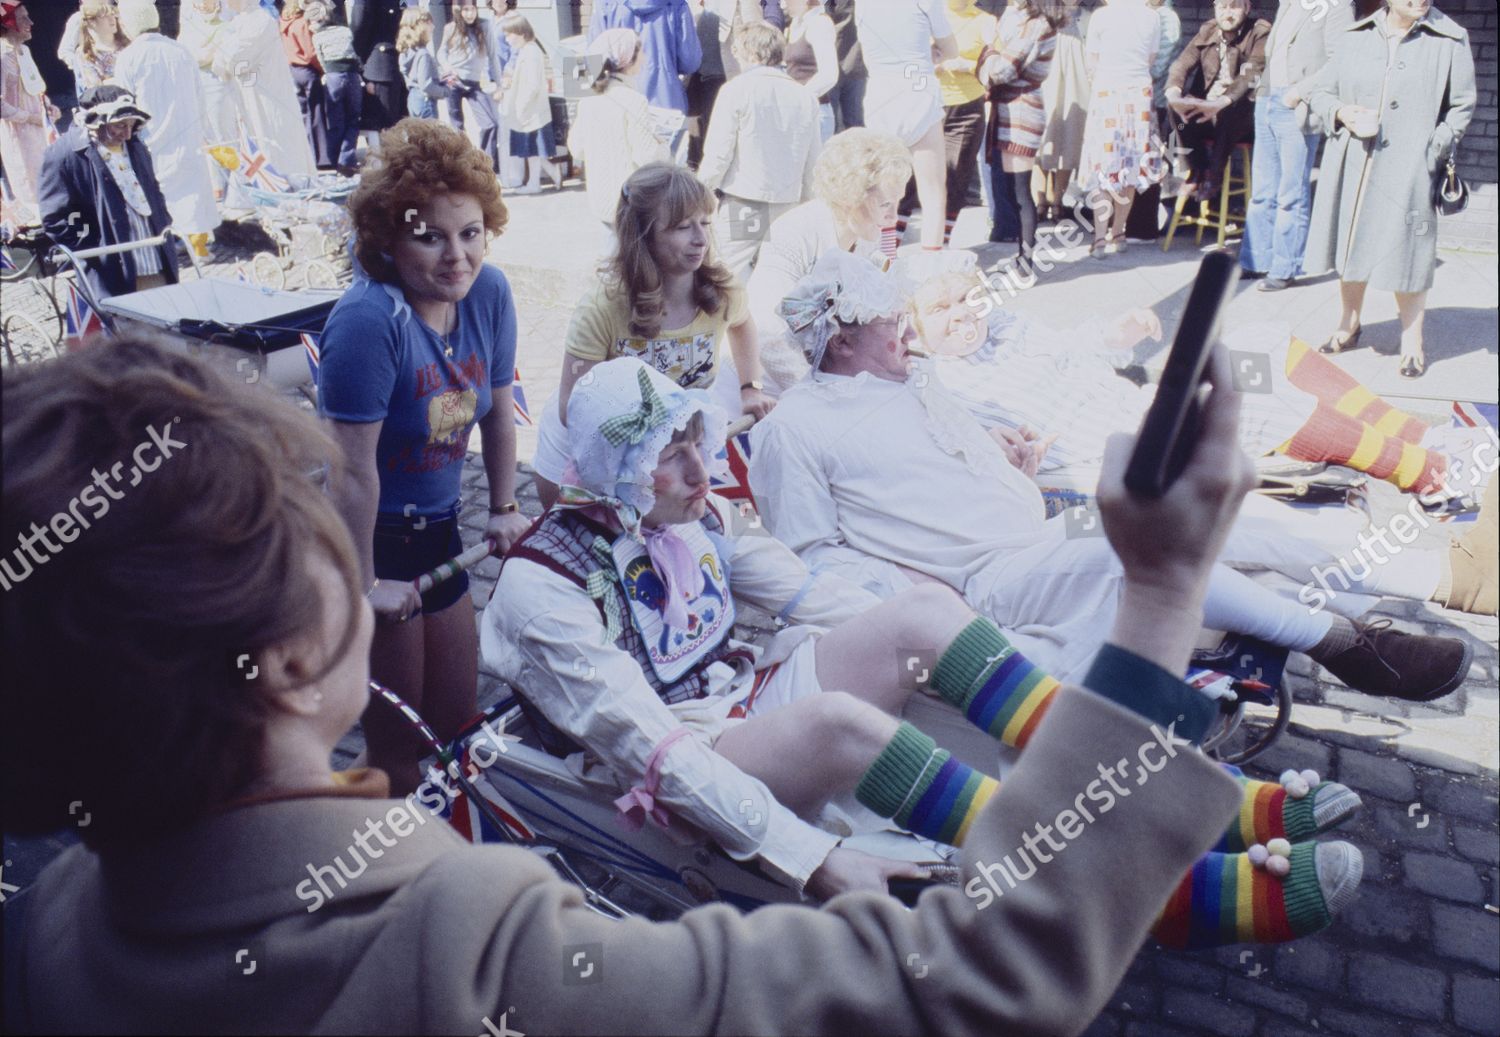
[2,0,1497,1034]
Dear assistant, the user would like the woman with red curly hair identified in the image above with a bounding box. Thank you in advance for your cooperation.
[318,118,530,795]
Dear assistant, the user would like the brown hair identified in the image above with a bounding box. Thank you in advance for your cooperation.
[347,118,508,284]
[1,337,363,846]
[80,0,129,63]
[607,162,735,339]
[497,12,536,43]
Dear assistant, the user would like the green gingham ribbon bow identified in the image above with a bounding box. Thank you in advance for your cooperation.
[587,537,625,644]
[599,367,670,447]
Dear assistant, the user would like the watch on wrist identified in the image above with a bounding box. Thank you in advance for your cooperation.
[740,379,763,392]
[489,502,519,515]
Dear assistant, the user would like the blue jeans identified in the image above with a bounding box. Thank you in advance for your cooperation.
[1241,90,1319,280]
[407,86,437,121]
[324,71,364,169]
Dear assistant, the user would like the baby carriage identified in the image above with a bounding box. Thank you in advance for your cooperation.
[208,139,357,291]
[237,177,356,292]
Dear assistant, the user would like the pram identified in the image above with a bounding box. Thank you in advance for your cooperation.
[45,227,338,390]
[237,177,356,292]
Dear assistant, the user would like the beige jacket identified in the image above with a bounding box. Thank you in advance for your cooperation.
[6,685,1240,1036]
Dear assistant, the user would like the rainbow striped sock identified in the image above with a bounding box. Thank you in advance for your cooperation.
[855,722,999,846]
[1212,770,1339,853]
[930,618,1061,749]
[1152,844,1332,949]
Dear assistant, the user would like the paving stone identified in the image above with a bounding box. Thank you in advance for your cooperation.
[1346,952,1449,1020]
[1339,883,1429,944]
[1107,980,1158,1016]
[1371,801,1451,851]
[1431,777,1500,825]
[1161,990,1255,1037]
[1433,901,1500,971]
[1404,851,1485,903]
[1155,956,1226,993]
[1079,1015,1121,1037]
[1394,743,1485,776]
[1454,972,1500,1034]
[1246,738,1334,782]
[1336,748,1417,801]
[1223,977,1309,1021]
[1312,1004,1412,1037]
[1272,940,1344,994]
[1452,823,1500,864]
[1124,1023,1199,1037]
[1257,1021,1322,1037]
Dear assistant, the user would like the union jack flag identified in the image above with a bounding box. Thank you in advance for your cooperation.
[512,368,532,427]
[300,331,321,383]
[710,430,756,504]
[236,126,291,193]
[63,280,105,346]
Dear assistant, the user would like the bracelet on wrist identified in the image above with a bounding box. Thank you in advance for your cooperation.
[489,502,519,515]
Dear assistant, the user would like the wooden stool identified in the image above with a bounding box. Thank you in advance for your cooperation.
[1162,142,1253,251]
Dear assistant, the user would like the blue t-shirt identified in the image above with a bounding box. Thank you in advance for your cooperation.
[318,265,517,517]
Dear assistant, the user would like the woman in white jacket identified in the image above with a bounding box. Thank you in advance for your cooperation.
[212,0,316,178]
[567,28,668,223]
[497,14,561,194]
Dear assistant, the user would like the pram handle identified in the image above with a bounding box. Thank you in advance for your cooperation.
[414,537,497,594]
[725,414,755,438]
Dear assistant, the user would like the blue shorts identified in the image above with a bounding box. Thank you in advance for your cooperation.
[372,507,469,614]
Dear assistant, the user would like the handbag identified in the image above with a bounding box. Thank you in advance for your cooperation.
[1433,147,1469,216]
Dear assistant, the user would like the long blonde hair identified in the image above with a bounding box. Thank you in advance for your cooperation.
[80,0,129,63]
[607,163,735,340]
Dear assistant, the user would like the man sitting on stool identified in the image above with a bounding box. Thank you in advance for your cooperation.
[1164,0,1270,200]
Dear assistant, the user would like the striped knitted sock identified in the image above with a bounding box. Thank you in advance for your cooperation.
[1212,767,1361,853]
[1282,404,1446,494]
[1152,844,1334,949]
[1285,337,1428,443]
[855,722,999,846]
[930,618,1060,750]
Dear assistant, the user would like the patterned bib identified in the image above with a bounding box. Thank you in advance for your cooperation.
[610,522,736,686]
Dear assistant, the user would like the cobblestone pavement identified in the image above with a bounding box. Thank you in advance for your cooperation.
[3,187,1496,1036]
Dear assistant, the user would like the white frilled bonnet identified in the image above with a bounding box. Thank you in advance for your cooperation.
[778,248,909,371]
[562,358,728,536]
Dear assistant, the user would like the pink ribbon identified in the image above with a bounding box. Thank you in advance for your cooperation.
[614,728,693,831]
[643,525,704,631]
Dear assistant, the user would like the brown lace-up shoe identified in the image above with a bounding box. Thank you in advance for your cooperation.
[1315,619,1473,702]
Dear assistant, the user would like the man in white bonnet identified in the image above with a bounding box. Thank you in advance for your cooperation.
[749,249,1472,705]
[481,352,1370,955]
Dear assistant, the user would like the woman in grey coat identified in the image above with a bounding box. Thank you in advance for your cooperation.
[1302,0,1474,377]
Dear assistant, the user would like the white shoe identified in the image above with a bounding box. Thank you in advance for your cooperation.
[509,182,544,196]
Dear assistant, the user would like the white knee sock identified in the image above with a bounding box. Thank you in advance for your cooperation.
[1202,563,1334,652]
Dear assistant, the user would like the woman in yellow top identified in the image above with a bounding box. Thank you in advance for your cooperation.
[532,162,774,508]
[933,0,997,247]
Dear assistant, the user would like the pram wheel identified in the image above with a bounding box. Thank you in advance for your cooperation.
[250,252,285,290]
[1202,677,1293,765]
[304,259,339,290]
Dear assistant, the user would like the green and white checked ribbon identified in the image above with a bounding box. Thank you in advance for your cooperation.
[587,537,625,644]
[598,367,670,447]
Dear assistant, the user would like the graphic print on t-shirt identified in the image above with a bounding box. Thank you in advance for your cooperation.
[386,352,487,476]
[619,332,717,388]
